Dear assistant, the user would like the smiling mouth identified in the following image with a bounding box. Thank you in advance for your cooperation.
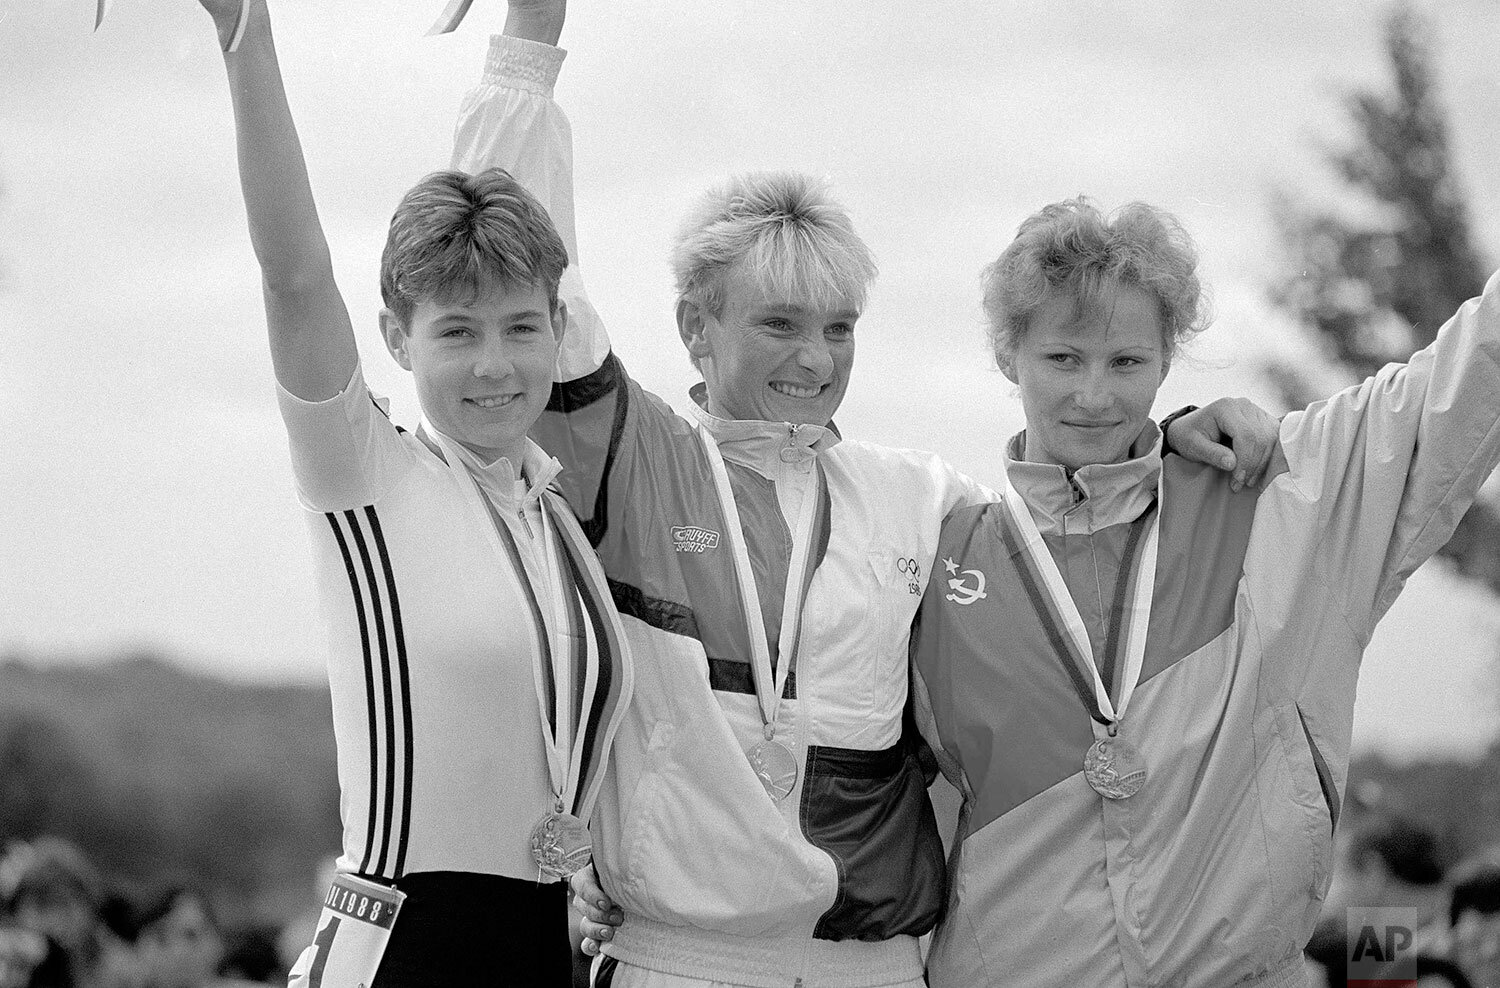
[1063,421,1120,430]
[468,395,520,409]
[769,382,824,399]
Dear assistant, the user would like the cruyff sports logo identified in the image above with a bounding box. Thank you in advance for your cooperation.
[672,525,721,553]
[942,557,988,605]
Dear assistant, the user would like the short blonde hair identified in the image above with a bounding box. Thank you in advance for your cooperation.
[671,172,877,317]
[982,198,1209,365]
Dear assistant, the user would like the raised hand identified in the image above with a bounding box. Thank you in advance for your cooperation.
[194,0,255,51]
[504,0,566,45]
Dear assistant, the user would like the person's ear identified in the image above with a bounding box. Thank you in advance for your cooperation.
[677,298,713,362]
[380,309,411,371]
[997,351,1018,385]
[551,299,569,348]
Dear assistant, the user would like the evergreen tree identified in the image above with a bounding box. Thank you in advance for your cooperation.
[1269,2,1499,593]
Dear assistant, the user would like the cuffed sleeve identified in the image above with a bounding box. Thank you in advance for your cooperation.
[451,35,609,384]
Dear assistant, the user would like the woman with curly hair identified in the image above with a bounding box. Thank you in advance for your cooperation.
[909,198,1500,988]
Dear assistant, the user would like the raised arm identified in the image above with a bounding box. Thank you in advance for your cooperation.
[450,0,610,385]
[201,0,356,400]
[1277,270,1500,635]
[503,0,566,46]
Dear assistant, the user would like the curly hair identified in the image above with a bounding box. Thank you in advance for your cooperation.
[981,198,1209,366]
[379,168,569,326]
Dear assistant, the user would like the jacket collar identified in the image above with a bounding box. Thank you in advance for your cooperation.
[1003,422,1161,536]
[418,418,563,510]
[687,382,841,473]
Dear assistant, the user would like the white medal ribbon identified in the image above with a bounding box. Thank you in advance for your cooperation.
[426,426,593,815]
[525,499,584,811]
[223,0,251,53]
[696,426,821,743]
[1001,470,1161,731]
[94,0,251,51]
[426,0,475,36]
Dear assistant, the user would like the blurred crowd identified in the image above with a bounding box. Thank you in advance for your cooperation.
[2,823,1497,988]
[0,838,283,988]
[1306,812,1500,988]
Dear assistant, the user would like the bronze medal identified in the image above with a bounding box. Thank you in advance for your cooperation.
[747,738,800,801]
[529,811,592,879]
[1084,737,1147,799]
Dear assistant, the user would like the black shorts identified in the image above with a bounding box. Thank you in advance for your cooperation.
[371,871,571,987]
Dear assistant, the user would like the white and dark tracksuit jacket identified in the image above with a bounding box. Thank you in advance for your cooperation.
[451,36,993,987]
[911,272,1500,988]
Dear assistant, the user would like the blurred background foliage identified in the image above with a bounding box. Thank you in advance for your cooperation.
[0,653,339,928]
[1269,0,1500,594]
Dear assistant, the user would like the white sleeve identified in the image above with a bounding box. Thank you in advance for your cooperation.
[275,363,414,511]
[1275,268,1500,636]
[935,457,1000,514]
[451,35,610,383]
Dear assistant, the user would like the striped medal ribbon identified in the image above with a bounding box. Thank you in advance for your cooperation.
[697,425,822,802]
[1000,470,1162,799]
[422,425,630,877]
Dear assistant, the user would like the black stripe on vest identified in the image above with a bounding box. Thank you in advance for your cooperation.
[547,356,619,412]
[706,658,797,699]
[324,513,382,877]
[326,508,413,881]
[607,578,700,639]
[363,506,415,878]
[548,353,630,548]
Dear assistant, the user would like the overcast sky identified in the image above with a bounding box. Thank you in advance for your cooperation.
[3,0,1499,762]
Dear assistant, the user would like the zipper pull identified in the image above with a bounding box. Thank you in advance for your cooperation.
[781,423,805,464]
[518,506,534,539]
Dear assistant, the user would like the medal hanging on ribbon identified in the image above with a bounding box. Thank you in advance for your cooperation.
[462,447,599,878]
[529,799,593,881]
[1001,472,1161,800]
[698,427,822,803]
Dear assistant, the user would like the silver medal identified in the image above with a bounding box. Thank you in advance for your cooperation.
[1084,736,1147,799]
[529,811,593,879]
[747,738,800,801]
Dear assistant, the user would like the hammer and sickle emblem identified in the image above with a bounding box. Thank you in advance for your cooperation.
[942,557,988,605]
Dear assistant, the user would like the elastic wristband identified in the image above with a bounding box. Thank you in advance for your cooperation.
[427,0,475,36]
[1157,405,1200,458]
